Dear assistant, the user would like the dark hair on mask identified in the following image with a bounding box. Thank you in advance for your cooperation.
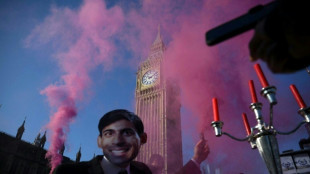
[98,109,144,137]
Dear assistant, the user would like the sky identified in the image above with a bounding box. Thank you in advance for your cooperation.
[1,0,310,173]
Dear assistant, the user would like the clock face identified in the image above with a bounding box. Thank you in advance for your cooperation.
[142,70,159,85]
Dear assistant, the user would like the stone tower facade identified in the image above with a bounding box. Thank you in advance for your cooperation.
[135,28,183,174]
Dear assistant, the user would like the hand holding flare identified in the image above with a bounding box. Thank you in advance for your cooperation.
[212,98,220,121]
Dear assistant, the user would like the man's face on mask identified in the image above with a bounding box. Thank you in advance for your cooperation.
[97,119,146,167]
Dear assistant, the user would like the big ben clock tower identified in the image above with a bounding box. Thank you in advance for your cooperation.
[135,28,183,174]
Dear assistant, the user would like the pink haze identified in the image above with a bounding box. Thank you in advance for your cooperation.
[27,0,125,172]
[25,0,310,173]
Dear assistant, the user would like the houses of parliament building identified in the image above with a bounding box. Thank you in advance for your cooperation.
[0,119,79,174]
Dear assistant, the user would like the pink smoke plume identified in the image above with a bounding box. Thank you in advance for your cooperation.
[123,0,308,173]
[26,0,124,172]
[25,0,310,173]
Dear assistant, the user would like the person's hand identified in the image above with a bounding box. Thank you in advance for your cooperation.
[192,139,209,164]
[249,6,310,73]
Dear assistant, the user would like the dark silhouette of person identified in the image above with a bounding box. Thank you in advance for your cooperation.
[148,138,210,174]
[249,0,310,73]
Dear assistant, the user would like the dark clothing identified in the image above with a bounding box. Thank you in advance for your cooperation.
[175,160,201,174]
[150,160,201,174]
[53,155,152,174]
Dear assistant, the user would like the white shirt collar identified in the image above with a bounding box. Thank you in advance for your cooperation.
[100,156,130,174]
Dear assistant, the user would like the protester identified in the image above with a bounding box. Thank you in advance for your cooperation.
[148,138,209,174]
[53,109,151,174]
[249,0,310,73]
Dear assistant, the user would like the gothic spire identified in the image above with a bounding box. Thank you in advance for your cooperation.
[34,132,41,146]
[76,146,81,163]
[150,25,165,54]
[153,25,162,45]
[59,143,65,156]
[139,25,166,71]
[40,131,47,148]
[16,117,26,140]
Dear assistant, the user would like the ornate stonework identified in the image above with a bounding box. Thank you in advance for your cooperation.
[135,28,183,174]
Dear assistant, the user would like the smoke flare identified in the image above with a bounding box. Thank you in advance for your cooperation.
[26,0,125,172]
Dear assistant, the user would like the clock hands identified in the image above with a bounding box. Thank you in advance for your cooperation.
[142,70,158,85]
[148,72,158,79]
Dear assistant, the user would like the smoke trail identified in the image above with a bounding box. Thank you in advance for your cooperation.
[25,0,124,172]
[156,0,309,173]
[121,0,309,173]
[25,0,310,173]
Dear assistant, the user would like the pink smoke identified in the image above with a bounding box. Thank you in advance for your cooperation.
[159,1,270,172]
[26,0,124,172]
[122,0,308,173]
[25,0,310,173]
